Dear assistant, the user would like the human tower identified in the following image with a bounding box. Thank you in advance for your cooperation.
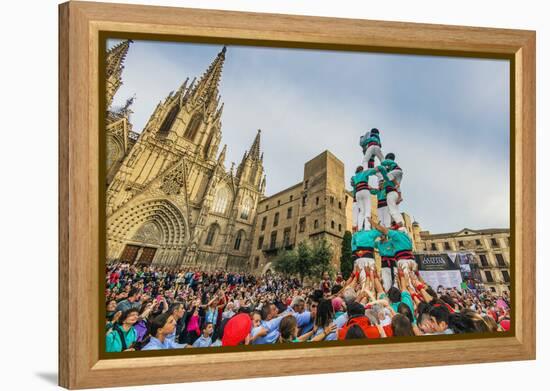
[350,128,416,291]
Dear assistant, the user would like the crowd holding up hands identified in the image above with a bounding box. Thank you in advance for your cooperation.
[104,258,510,352]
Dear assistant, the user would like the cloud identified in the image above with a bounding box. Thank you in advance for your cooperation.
[107,40,510,233]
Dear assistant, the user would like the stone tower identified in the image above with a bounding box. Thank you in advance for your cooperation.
[105,39,138,188]
[105,39,132,108]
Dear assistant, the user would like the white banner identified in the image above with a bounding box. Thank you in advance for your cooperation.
[419,270,463,289]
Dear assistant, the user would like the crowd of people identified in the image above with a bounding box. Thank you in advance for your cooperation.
[104,128,510,352]
[105,262,511,352]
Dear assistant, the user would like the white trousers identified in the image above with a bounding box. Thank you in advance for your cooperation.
[386,191,404,225]
[355,190,372,231]
[362,145,384,169]
[352,201,359,228]
[378,206,391,227]
[355,257,376,283]
[381,266,398,292]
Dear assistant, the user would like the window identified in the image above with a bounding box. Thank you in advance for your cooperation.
[158,104,179,134]
[338,224,342,232]
[479,254,489,267]
[304,180,309,189]
[491,238,499,248]
[212,187,230,214]
[257,236,264,250]
[265,204,269,211]
[316,197,320,206]
[273,212,279,227]
[240,197,252,220]
[283,228,291,247]
[495,253,506,267]
[183,113,203,141]
[484,270,494,283]
[261,216,267,230]
[254,256,260,269]
[287,207,292,219]
[331,220,335,229]
[314,220,319,229]
[289,195,293,201]
[458,240,464,247]
[338,201,342,209]
[299,218,306,233]
[475,239,482,246]
[205,225,218,246]
[431,243,437,251]
[502,270,510,282]
[444,242,451,250]
[277,200,281,206]
[302,195,307,207]
[234,231,244,250]
[330,196,334,205]
[270,231,277,249]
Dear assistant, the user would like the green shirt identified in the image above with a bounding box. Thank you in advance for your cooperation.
[376,188,387,202]
[375,239,395,257]
[106,326,137,352]
[352,229,382,251]
[352,169,378,195]
[388,230,412,252]
[381,159,399,171]
[360,133,381,147]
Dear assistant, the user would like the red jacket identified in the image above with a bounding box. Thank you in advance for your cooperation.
[338,316,394,339]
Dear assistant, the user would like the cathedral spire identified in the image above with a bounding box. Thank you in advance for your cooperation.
[191,46,227,108]
[248,129,262,160]
[106,39,132,78]
[106,39,133,108]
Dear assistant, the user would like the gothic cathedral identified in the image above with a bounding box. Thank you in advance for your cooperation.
[105,41,266,271]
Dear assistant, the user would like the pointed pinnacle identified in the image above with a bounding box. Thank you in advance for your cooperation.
[248,129,262,160]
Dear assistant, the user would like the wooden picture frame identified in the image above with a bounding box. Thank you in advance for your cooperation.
[59,1,536,389]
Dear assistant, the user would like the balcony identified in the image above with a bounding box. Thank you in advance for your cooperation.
[262,239,295,254]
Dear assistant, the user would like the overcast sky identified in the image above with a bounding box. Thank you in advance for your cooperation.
[108,39,510,234]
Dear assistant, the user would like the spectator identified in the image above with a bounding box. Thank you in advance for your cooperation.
[142,312,187,350]
[106,308,139,352]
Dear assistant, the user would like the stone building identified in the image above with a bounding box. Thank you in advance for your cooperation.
[249,151,353,274]
[105,44,266,271]
[412,224,511,294]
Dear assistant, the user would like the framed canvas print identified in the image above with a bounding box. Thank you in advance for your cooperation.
[58,1,536,389]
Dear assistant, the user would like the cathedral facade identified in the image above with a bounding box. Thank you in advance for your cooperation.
[105,42,265,272]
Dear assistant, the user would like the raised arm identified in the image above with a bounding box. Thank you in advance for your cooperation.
[309,324,337,342]
[372,268,386,298]
[375,165,399,189]
[397,269,410,293]
[369,217,389,236]
[409,271,433,303]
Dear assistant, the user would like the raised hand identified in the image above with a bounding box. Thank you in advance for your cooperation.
[324,324,337,335]
[112,311,122,323]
